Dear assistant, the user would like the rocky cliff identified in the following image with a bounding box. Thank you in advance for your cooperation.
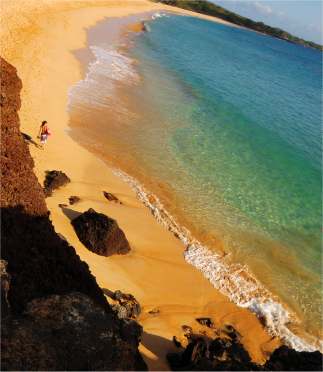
[0,57,147,371]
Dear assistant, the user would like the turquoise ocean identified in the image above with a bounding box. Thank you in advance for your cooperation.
[68,13,322,351]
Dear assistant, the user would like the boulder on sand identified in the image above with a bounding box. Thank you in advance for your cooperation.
[43,170,70,197]
[71,208,130,257]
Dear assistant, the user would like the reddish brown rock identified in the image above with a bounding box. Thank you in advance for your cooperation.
[0,57,146,371]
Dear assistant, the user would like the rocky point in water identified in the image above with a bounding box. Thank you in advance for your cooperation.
[0,56,146,371]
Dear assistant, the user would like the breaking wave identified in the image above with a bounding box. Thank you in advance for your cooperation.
[68,45,139,110]
[113,167,322,353]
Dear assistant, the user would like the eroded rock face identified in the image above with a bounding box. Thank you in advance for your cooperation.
[0,57,146,371]
[43,170,71,197]
[1,260,11,317]
[71,208,131,256]
[2,292,147,371]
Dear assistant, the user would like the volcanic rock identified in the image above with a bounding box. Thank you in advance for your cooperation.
[71,208,131,256]
[1,260,11,317]
[69,195,81,205]
[44,170,70,197]
[263,345,323,371]
[2,292,147,371]
[103,190,122,204]
[196,317,214,328]
[108,290,141,319]
[0,57,146,371]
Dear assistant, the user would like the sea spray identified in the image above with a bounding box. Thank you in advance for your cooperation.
[113,167,321,352]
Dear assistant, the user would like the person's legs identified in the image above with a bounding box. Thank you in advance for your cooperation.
[40,134,47,147]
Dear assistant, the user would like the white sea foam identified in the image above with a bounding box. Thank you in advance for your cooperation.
[68,46,139,109]
[112,167,322,353]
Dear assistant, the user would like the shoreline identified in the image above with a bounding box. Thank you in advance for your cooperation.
[1,0,315,369]
[67,10,321,353]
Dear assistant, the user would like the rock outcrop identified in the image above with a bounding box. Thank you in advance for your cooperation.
[0,57,146,370]
[43,170,71,197]
[105,289,141,320]
[2,292,146,371]
[71,208,131,256]
[167,324,323,371]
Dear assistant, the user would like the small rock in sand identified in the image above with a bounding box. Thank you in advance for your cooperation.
[148,308,160,315]
[195,317,214,328]
[103,191,122,204]
[68,195,81,205]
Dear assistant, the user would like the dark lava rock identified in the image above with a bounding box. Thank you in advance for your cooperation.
[103,190,122,204]
[173,336,182,348]
[44,170,70,197]
[2,292,147,371]
[167,329,323,371]
[181,325,193,338]
[71,208,131,257]
[222,324,241,342]
[110,290,141,319]
[263,345,323,371]
[69,195,81,205]
[196,317,214,328]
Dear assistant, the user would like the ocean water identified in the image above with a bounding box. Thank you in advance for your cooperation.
[68,13,322,350]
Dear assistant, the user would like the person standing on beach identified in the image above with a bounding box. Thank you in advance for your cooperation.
[38,120,51,148]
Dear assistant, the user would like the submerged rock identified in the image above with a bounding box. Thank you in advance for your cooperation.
[2,292,147,371]
[71,208,131,256]
[43,170,70,197]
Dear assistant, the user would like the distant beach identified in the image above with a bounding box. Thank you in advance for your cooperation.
[1,0,321,369]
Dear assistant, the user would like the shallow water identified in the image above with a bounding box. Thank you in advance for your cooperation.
[68,13,322,350]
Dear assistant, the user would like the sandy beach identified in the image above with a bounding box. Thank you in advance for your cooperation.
[1,0,279,369]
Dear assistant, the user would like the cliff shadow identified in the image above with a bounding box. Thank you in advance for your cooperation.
[141,331,176,371]
[60,206,82,221]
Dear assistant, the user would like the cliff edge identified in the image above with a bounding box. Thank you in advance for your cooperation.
[0,57,147,371]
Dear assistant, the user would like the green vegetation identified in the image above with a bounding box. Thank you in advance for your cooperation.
[153,0,323,51]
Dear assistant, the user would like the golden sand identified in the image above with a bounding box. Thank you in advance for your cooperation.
[1,0,279,369]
